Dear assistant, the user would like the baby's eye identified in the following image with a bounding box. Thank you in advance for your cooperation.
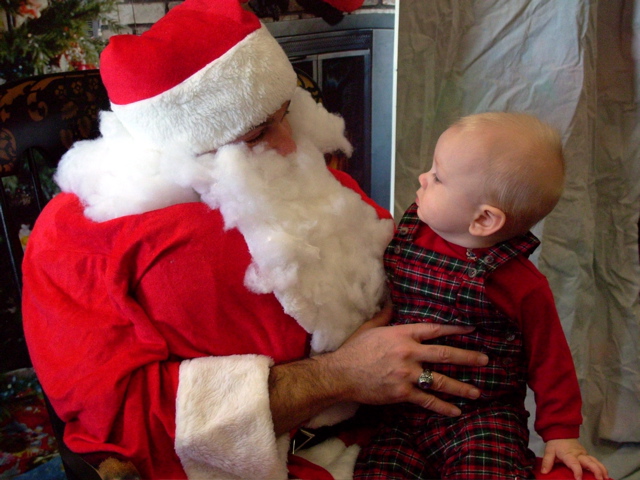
[432,173,440,183]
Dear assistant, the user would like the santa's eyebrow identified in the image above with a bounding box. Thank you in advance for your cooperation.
[242,101,292,140]
[255,100,292,128]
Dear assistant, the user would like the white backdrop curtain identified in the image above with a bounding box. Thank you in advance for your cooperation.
[394,1,640,478]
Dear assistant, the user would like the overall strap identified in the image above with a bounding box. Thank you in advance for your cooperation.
[465,230,540,277]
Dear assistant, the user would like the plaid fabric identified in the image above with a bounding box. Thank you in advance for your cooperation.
[355,205,540,479]
[383,204,539,405]
[354,402,536,479]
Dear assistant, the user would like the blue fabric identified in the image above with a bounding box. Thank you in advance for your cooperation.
[13,456,66,480]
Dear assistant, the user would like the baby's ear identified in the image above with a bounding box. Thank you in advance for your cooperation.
[469,205,506,237]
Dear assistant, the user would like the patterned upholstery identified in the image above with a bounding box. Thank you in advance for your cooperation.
[0,70,109,295]
[0,70,108,480]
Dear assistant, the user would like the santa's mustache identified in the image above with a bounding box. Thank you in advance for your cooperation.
[196,136,331,208]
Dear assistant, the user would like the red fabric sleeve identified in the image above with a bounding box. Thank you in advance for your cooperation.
[22,194,186,478]
[486,257,582,441]
[518,282,583,440]
[22,195,312,478]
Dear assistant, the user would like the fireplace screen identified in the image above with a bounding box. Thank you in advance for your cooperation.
[292,48,370,194]
[269,14,395,210]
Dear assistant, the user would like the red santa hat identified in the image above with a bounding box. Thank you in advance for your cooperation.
[100,0,298,155]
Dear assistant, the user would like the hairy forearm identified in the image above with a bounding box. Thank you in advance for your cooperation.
[269,353,347,435]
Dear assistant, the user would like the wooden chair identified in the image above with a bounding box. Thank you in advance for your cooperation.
[0,70,108,294]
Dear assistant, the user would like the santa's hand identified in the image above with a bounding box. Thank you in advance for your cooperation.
[331,308,487,417]
[268,304,487,434]
[541,439,609,480]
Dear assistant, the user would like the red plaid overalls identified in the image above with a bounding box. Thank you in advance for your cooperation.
[355,204,539,479]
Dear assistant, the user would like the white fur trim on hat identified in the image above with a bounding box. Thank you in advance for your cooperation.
[111,25,297,156]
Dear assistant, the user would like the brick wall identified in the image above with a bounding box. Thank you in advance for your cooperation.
[103,0,395,36]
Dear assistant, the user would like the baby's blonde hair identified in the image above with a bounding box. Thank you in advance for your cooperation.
[452,112,565,236]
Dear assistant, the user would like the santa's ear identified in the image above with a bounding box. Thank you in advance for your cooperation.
[469,205,506,237]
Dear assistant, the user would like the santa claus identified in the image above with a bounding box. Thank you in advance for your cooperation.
[21,0,487,478]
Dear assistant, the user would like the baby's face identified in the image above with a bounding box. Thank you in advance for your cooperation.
[415,126,489,244]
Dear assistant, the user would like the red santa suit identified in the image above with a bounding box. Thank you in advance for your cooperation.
[21,2,394,477]
[24,77,393,479]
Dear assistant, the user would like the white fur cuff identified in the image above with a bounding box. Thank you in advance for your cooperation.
[175,355,289,479]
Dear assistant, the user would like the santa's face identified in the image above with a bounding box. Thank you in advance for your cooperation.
[234,102,296,157]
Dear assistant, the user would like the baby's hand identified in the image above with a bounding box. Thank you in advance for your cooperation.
[542,438,609,480]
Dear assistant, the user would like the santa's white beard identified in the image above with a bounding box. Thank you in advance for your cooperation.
[196,138,392,353]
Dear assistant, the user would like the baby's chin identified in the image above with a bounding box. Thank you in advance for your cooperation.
[416,209,429,226]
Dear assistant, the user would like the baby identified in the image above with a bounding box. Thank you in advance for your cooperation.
[354,113,608,479]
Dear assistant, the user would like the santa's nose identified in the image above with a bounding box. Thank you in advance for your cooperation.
[266,120,297,156]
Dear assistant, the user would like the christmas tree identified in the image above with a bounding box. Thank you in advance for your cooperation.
[0,0,119,83]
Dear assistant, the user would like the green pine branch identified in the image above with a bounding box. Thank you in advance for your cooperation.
[1,0,120,82]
